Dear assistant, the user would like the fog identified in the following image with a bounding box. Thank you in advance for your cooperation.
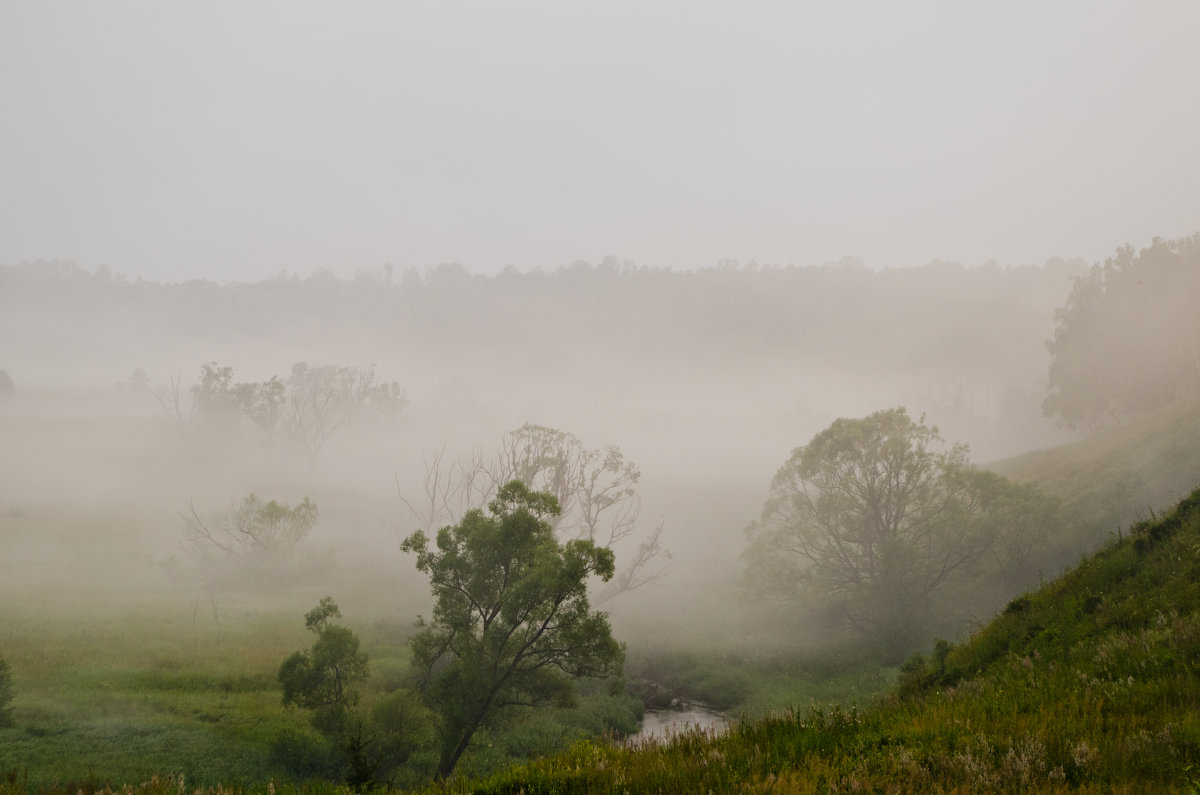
[0,261,1087,658]
[4,3,1199,666]
[3,4,1199,283]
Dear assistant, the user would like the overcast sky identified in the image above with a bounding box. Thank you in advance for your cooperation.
[2,2,1198,283]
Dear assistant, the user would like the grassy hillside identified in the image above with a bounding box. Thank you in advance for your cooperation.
[428,486,1200,793]
[990,399,1200,550]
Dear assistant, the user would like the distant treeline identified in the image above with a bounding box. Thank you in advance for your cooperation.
[0,256,1081,390]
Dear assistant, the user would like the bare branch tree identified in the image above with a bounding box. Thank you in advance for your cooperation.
[154,372,193,436]
[282,362,407,461]
[398,424,670,603]
[182,493,318,564]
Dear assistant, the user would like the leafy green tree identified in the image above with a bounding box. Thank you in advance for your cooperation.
[280,597,370,737]
[278,597,429,787]
[401,480,624,779]
[0,653,14,727]
[744,408,1055,656]
[400,424,669,604]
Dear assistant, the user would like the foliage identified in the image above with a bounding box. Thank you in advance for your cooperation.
[182,493,318,565]
[281,361,407,460]
[6,485,1200,792]
[0,653,13,728]
[277,597,430,787]
[1044,234,1200,430]
[402,480,625,778]
[401,424,670,604]
[411,487,1200,794]
[279,598,369,735]
[744,407,1059,656]
[163,360,406,459]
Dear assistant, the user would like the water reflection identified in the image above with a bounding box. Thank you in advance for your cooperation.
[628,702,730,745]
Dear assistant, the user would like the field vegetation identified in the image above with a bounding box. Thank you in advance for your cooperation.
[5,481,1199,792]
[4,238,1200,790]
[426,485,1200,793]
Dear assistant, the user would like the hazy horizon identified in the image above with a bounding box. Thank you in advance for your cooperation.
[4,2,1198,283]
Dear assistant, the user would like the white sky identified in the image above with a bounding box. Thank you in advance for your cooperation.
[2,2,1198,283]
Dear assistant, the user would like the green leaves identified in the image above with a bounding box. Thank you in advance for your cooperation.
[746,408,1059,656]
[279,601,368,722]
[402,479,624,778]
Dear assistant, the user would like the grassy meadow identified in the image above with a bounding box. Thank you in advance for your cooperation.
[5,393,1200,792]
[5,484,1200,792]
[0,582,894,791]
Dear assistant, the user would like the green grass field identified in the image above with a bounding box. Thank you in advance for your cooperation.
[0,597,320,789]
[5,399,1200,792]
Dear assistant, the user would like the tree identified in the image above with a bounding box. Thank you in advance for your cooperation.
[743,408,1054,656]
[401,480,624,779]
[161,361,406,458]
[281,362,407,460]
[191,361,239,430]
[232,376,285,440]
[280,597,370,737]
[277,598,432,787]
[399,424,669,603]
[279,597,377,785]
[182,493,318,565]
[1044,235,1200,430]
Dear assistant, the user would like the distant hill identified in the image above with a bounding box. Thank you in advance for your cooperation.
[437,486,1200,793]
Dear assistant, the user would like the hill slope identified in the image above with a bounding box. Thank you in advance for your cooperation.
[990,400,1200,548]
[449,487,1200,793]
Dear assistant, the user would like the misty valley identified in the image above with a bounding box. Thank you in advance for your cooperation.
[3,238,1200,792]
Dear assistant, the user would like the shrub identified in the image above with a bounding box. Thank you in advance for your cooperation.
[0,653,14,727]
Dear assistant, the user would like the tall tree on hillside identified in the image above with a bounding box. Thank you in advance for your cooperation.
[1044,234,1200,430]
[402,481,623,779]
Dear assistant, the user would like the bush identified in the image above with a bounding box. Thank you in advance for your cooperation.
[0,654,14,727]
[267,728,339,780]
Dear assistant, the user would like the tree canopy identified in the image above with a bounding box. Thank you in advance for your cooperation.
[401,480,624,779]
[1044,234,1200,430]
[162,360,406,459]
[744,408,1058,656]
[277,598,429,787]
[182,493,318,565]
[400,424,669,603]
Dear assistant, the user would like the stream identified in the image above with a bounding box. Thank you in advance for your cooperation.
[627,702,731,745]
